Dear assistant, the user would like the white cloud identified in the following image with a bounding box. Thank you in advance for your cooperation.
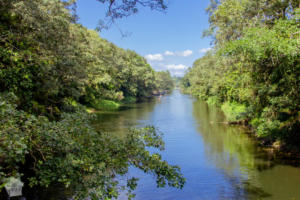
[173,71,185,77]
[179,50,193,57]
[199,47,212,53]
[164,51,175,56]
[166,64,188,70]
[145,54,163,61]
[147,50,194,60]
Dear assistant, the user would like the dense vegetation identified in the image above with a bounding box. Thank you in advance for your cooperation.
[182,0,300,148]
[154,71,175,94]
[0,0,181,199]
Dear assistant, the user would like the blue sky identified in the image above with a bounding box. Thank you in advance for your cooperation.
[76,0,212,76]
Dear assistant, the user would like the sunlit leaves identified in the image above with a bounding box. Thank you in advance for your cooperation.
[0,0,181,198]
[0,94,184,199]
[183,0,300,145]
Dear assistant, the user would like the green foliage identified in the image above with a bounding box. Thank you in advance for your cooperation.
[91,99,120,111]
[207,96,220,106]
[183,0,300,145]
[0,0,166,116]
[0,0,183,198]
[122,96,137,104]
[221,102,247,122]
[155,71,175,93]
[0,94,185,199]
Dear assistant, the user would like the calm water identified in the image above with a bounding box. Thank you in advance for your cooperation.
[95,90,300,200]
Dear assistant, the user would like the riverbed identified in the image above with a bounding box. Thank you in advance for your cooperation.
[95,90,300,200]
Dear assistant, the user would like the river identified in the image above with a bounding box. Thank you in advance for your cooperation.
[95,90,300,200]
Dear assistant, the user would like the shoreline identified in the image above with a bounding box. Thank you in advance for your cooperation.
[183,90,300,162]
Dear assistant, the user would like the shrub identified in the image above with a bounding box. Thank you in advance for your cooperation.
[221,101,247,122]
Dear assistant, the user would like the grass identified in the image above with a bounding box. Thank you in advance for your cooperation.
[90,99,120,111]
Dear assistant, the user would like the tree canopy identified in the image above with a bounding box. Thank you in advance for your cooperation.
[0,0,179,199]
[182,0,300,147]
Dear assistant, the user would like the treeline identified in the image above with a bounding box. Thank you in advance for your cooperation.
[0,0,173,115]
[155,71,174,94]
[182,0,300,147]
[0,0,182,199]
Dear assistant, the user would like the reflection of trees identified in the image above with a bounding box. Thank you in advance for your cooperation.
[93,99,157,134]
[192,101,257,174]
[91,97,300,200]
[192,100,269,199]
[192,100,300,199]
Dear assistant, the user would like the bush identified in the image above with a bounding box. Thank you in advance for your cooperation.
[221,101,247,122]
[90,99,120,111]
[207,96,220,106]
[122,96,137,104]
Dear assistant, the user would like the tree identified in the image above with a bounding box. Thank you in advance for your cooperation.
[205,0,300,45]
[0,0,185,199]
[183,0,300,147]
[78,0,168,30]
[155,71,175,92]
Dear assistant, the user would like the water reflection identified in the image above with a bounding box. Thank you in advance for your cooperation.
[32,90,300,200]
[93,99,157,134]
[192,100,300,200]
[192,101,257,180]
[94,90,300,200]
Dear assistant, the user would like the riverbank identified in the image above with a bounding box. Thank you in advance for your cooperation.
[207,97,300,161]
[179,88,300,160]
[86,91,172,113]
[180,2,299,163]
